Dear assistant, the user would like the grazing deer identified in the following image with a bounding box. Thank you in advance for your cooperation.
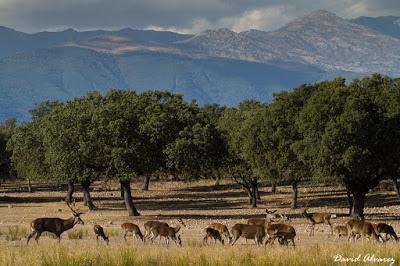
[149,223,182,246]
[203,227,224,245]
[144,220,169,241]
[264,221,296,247]
[333,225,348,238]
[144,219,185,242]
[206,223,231,242]
[248,209,289,227]
[373,223,398,242]
[94,224,109,245]
[27,202,84,244]
[302,208,333,236]
[230,224,265,246]
[346,219,382,242]
[121,223,144,242]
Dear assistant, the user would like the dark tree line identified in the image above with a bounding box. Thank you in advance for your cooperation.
[1,74,400,219]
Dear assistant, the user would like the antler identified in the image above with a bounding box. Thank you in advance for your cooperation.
[66,201,83,215]
[265,209,277,214]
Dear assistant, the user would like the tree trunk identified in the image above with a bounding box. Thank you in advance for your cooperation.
[271,182,277,193]
[251,178,258,208]
[392,178,400,201]
[120,182,124,199]
[244,186,253,205]
[255,180,261,200]
[352,190,366,220]
[81,180,96,210]
[120,180,140,216]
[291,181,298,209]
[65,180,74,203]
[214,175,220,187]
[27,179,32,193]
[142,176,150,191]
[346,188,353,216]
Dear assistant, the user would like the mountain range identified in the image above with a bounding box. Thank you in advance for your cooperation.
[1,10,400,120]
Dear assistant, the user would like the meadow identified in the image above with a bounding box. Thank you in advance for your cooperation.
[0,179,399,266]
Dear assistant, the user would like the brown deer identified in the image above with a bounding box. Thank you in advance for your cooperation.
[230,224,265,246]
[333,225,348,238]
[121,223,144,242]
[144,219,185,242]
[94,224,109,245]
[373,223,398,242]
[27,202,84,244]
[148,223,183,246]
[264,221,296,247]
[302,208,333,236]
[346,219,382,242]
[248,209,289,227]
[206,223,231,242]
[203,227,224,245]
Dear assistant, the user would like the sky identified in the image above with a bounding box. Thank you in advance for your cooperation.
[0,0,399,33]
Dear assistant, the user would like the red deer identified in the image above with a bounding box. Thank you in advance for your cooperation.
[203,227,224,245]
[302,208,333,236]
[148,223,183,246]
[206,223,231,242]
[347,219,382,242]
[248,209,289,227]
[333,225,348,238]
[27,202,84,244]
[121,223,144,242]
[144,220,168,242]
[264,221,296,247]
[230,224,265,246]
[373,223,398,242]
[94,224,109,245]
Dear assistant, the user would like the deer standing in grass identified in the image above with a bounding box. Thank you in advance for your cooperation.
[247,209,289,226]
[121,223,144,242]
[27,202,84,244]
[347,219,382,242]
[143,220,169,242]
[203,227,224,245]
[372,223,398,242]
[261,220,296,247]
[302,208,333,236]
[333,225,348,238]
[206,223,231,243]
[230,224,265,246]
[148,221,184,246]
[94,224,109,245]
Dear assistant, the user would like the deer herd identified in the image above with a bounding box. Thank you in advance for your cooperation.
[25,203,398,247]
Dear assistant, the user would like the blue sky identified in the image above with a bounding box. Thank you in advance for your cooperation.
[0,0,399,33]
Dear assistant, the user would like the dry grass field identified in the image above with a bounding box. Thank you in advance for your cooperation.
[0,179,399,266]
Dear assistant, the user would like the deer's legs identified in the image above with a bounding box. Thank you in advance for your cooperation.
[123,231,128,241]
[27,230,37,245]
[327,221,333,235]
[203,236,208,245]
[310,224,315,236]
[230,235,239,246]
[34,232,42,244]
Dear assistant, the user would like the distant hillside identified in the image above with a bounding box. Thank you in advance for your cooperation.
[351,16,400,39]
[1,10,400,120]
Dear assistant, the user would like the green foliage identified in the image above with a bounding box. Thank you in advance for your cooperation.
[7,121,47,180]
[0,118,16,180]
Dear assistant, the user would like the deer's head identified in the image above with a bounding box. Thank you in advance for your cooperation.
[67,202,85,225]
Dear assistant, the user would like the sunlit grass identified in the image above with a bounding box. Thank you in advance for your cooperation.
[0,240,399,266]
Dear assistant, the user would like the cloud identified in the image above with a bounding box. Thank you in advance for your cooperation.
[217,6,294,32]
[145,5,295,34]
[0,0,400,33]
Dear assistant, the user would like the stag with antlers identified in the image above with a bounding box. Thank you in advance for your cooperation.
[27,202,84,244]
